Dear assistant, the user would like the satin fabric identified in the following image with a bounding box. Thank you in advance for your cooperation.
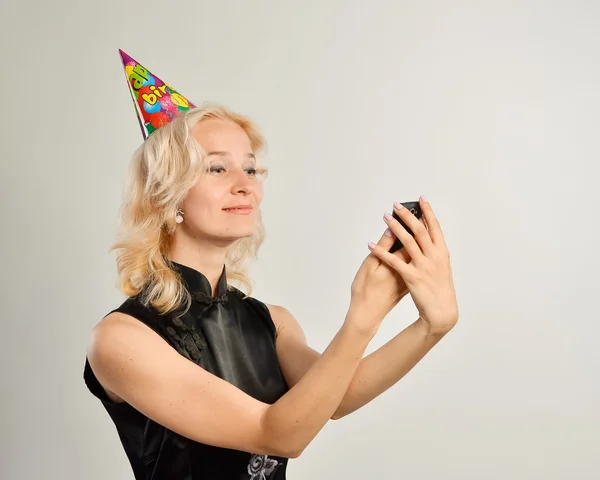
[84,261,290,479]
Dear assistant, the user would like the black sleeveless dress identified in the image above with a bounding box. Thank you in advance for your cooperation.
[83,261,291,480]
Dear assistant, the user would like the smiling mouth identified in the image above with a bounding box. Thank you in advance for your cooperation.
[223,207,253,215]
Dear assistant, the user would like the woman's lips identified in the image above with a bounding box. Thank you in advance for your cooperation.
[223,207,253,215]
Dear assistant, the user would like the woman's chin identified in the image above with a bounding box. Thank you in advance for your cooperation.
[221,229,255,242]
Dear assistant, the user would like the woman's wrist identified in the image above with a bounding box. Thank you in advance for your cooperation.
[343,303,383,340]
[414,316,454,338]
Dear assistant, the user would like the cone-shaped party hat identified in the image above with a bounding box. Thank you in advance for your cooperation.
[119,49,196,139]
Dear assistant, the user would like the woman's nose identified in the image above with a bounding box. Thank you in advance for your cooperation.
[230,168,251,193]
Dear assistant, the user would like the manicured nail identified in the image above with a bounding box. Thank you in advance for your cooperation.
[420,195,427,202]
[394,201,404,210]
[384,212,393,221]
[384,228,393,237]
[368,242,376,249]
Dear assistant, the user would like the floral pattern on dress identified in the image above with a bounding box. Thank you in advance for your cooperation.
[247,454,279,479]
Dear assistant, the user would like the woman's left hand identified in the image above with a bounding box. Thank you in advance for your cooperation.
[368,197,458,335]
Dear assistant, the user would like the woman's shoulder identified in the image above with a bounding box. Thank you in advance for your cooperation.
[108,293,154,316]
[103,292,179,328]
[92,295,172,351]
[95,296,157,334]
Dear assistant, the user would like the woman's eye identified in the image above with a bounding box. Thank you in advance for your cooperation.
[208,165,260,176]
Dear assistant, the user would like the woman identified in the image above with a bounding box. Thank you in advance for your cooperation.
[84,103,458,480]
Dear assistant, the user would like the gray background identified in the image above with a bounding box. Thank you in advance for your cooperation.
[1,1,599,479]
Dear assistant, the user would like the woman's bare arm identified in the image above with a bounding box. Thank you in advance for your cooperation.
[270,305,450,419]
[87,306,376,458]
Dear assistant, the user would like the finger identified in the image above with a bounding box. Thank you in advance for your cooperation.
[392,201,435,257]
[396,244,411,264]
[383,210,421,261]
[418,196,447,249]
[383,212,424,263]
[376,219,412,262]
[378,224,397,250]
[367,241,412,277]
[362,226,394,268]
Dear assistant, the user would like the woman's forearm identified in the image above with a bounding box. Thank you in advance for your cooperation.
[261,306,377,457]
[333,318,449,419]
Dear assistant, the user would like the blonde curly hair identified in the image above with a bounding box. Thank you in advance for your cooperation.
[109,102,268,315]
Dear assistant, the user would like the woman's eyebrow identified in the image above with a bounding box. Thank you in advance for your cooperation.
[206,151,255,159]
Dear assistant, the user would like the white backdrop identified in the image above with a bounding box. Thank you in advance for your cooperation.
[1,1,598,479]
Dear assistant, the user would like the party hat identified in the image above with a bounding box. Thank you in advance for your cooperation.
[119,49,196,139]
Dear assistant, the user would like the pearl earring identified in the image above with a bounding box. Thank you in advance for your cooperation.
[175,208,184,224]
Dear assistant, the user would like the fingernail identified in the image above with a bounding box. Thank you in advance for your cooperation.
[394,201,404,210]
[384,228,393,237]
[384,212,393,221]
[420,195,427,202]
[368,242,376,249]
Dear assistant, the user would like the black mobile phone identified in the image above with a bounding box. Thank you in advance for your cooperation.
[389,201,423,253]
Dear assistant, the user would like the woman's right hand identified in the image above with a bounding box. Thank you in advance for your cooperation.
[348,225,410,335]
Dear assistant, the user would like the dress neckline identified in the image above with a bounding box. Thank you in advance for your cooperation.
[169,260,229,303]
